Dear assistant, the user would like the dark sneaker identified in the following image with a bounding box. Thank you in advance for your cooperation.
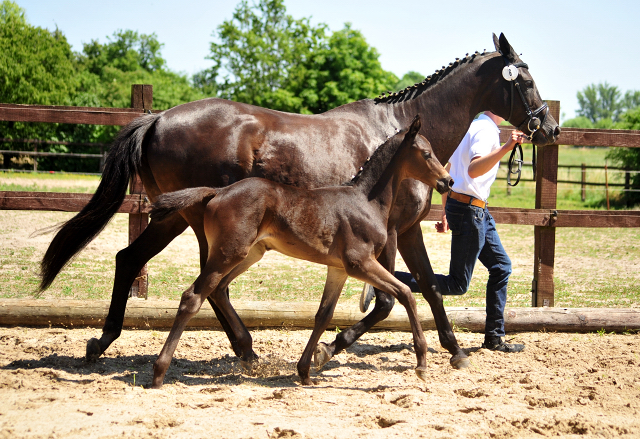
[482,337,525,353]
[359,283,376,313]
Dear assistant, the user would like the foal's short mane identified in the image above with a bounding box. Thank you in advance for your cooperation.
[374,50,495,105]
[344,127,409,193]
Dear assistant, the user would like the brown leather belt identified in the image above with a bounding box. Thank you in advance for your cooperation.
[448,191,486,209]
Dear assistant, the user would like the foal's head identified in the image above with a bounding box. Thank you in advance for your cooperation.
[400,116,453,194]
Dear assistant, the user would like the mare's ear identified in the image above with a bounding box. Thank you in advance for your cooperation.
[496,33,519,63]
[492,33,501,53]
[408,114,421,138]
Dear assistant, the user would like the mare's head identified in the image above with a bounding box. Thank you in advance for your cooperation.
[400,116,453,194]
[490,33,560,145]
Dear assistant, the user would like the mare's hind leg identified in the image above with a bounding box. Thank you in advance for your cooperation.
[298,267,348,385]
[315,235,397,368]
[86,214,188,362]
[346,257,429,381]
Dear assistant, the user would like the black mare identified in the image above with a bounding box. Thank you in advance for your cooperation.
[40,33,560,370]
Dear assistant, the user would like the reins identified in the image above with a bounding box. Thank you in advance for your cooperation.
[501,55,547,185]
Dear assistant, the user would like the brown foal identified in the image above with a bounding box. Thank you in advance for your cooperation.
[149,116,452,388]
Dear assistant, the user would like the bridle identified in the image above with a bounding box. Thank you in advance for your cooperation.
[501,55,548,184]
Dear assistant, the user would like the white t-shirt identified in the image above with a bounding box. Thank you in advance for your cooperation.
[448,114,501,202]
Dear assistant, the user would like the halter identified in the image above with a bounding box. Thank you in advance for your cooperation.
[501,55,548,183]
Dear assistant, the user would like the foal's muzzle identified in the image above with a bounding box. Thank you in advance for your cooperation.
[436,176,454,195]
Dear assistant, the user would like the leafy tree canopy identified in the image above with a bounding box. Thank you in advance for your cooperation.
[202,0,397,113]
[0,0,78,106]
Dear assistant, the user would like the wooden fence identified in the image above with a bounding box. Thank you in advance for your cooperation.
[1,92,640,306]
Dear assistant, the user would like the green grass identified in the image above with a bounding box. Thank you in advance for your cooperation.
[0,170,100,193]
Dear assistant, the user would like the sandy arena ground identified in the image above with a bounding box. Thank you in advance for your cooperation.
[0,326,639,438]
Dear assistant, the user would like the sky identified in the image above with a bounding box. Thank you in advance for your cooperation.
[15,0,640,122]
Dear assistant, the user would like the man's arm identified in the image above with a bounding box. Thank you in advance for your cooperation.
[435,162,451,233]
[468,130,526,178]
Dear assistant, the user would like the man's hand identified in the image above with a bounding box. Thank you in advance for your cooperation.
[435,214,449,233]
[468,130,528,179]
[505,130,527,150]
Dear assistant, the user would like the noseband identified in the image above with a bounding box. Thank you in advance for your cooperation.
[502,56,548,182]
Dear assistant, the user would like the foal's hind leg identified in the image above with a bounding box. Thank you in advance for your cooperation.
[298,267,348,385]
[209,243,269,363]
[193,227,245,358]
[86,215,188,362]
[152,276,213,388]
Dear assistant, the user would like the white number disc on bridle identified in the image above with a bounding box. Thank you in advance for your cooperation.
[502,65,519,81]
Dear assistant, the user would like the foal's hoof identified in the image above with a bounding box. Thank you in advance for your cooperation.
[240,359,258,373]
[313,343,331,370]
[86,338,102,363]
[450,354,470,369]
[415,367,428,382]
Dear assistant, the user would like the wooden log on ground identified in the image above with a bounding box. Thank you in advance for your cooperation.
[0,300,638,333]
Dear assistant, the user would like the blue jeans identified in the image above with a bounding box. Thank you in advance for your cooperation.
[396,197,512,338]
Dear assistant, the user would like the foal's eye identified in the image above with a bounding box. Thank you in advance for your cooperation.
[422,151,432,160]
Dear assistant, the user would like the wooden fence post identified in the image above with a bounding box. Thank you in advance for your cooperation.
[581,163,586,201]
[532,101,560,307]
[128,84,152,298]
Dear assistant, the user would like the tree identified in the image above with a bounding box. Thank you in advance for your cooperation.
[0,0,85,169]
[393,71,425,92]
[300,24,398,113]
[78,30,204,111]
[607,108,640,206]
[205,0,325,112]
[202,0,397,114]
[576,82,626,124]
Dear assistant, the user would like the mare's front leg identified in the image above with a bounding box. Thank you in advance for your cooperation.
[315,234,397,369]
[298,267,348,385]
[87,214,188,362]
[397,223,469,369]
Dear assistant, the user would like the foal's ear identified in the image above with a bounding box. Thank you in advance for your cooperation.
[408,114,421,137]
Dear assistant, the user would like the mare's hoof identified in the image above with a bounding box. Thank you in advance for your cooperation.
[86,338,102,362]
[415,367,428,382]
[450,354,470,369]
[313,343,331,369]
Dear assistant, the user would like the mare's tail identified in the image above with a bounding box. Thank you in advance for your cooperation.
[39,113,161,291]
[150,187,219,223]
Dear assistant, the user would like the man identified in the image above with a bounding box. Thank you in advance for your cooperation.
[361,111,526,352]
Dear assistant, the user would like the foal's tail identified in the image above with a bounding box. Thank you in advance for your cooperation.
[39,113,161,292]
[150,187,219,223]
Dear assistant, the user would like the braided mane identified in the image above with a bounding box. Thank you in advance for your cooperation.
[374,50,496,105]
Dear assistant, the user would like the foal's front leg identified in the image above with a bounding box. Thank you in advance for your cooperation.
[298,266,348,385]
[314,234,398,369]
[347,257,429,381]
[397,223,469,369]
